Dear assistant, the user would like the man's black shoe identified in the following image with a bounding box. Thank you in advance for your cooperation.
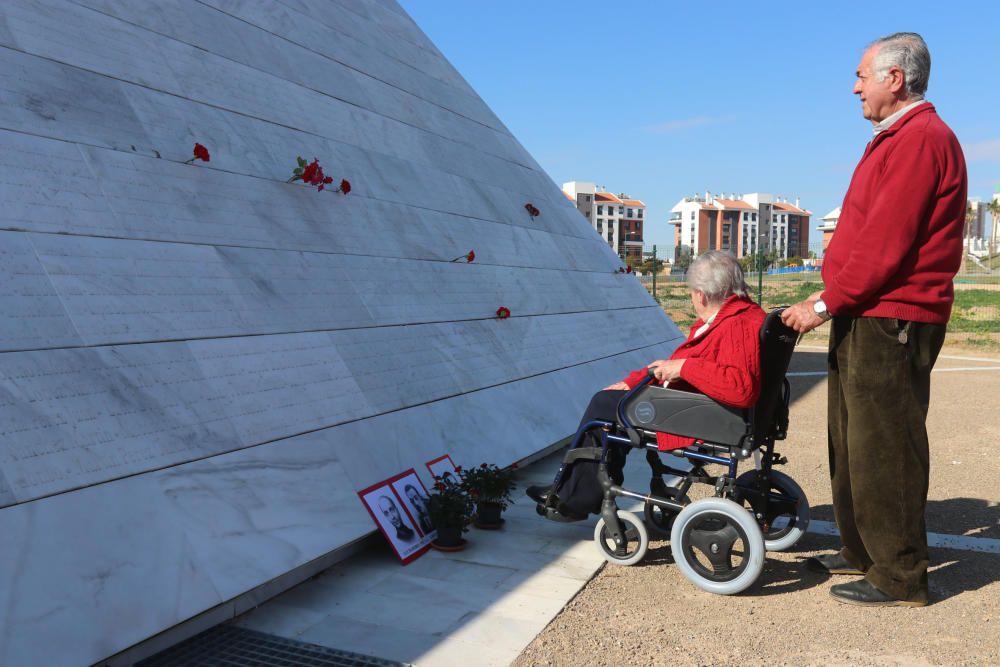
[526,485,553,504]
[829,579,927,607]
[805,552,864,576]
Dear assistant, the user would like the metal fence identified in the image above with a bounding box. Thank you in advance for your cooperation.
[639,258,1000,350]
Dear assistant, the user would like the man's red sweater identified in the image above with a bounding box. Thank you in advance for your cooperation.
[621,296,765,450]
[822,103,967,323]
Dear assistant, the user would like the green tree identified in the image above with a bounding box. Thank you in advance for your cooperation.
[674,249,693,272]
[987,198,1000,257]
[636,256,665,274]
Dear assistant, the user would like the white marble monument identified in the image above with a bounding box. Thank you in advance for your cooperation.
[0,1,684,664]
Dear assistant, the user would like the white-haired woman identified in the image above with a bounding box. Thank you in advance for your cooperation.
[528,250,767,520]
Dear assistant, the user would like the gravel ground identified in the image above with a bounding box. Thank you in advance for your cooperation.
[513,344,1000,667]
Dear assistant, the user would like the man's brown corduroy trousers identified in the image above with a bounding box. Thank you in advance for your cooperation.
[827,315,946,603]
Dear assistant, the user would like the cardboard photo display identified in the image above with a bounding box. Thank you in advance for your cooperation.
[358,469,434,564]
[426,454,460,486]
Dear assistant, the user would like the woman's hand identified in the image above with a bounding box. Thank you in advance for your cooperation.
[603,381,629,391]
[648,359,685,383]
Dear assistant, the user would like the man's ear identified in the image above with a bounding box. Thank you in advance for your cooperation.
[888,66,906,94]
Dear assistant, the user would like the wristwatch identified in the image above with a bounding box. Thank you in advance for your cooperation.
[813,297,832,321]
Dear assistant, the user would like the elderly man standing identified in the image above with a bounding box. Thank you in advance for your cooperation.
[782,33,967,607]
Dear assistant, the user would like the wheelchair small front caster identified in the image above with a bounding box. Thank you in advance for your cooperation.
[670,497,765,595]
[593,510,649,566]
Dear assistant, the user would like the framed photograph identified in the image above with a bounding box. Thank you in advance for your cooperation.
[390,471,436,540]
[426,454,460,486]
[358,472,432,564]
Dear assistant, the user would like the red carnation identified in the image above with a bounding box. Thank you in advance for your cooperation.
[626,265,633,274]
[454,465,463,472]
[524,203,540,217]
[466,250,475,263]
[339,179,351,195]
[185,142,210,164]
[434,482,444,491]
[496,306,511,319]
[193,143,210,162]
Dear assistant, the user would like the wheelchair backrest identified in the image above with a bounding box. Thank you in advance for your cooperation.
[749,308,797,444]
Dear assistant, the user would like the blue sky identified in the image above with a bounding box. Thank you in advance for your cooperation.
[400,0,1000,252]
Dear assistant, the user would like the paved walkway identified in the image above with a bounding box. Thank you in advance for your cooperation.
[231,451,645,666]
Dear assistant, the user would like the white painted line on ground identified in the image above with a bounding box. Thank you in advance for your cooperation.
[787,366,1000,378]
[807,519,1000,554]
[797,344,1000,365]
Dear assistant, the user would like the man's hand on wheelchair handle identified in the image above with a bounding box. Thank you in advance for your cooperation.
[781,291,827,334]
[648,359,684,383]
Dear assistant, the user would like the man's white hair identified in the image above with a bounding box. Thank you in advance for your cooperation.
[869,32,931,98]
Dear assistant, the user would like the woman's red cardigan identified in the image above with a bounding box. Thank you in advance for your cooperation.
[620,296,766,451]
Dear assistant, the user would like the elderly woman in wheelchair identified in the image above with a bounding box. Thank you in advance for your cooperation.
[527,250,809,594]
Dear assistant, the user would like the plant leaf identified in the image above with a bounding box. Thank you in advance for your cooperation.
[297,156,306,168]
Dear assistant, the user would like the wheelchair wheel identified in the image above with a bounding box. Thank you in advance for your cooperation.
[734,469,810,552]
[594,510,649,566]
[643,485,690,539]
[670,497,765,595]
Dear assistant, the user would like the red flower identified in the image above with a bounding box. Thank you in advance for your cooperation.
[626,265,633,274]
[434,482,444,491]
[323,176,333,184]
[524,203,540,217]
[466,250,475,263]
[454,465,463,472]
[480,463,488,469]
[192,143,210,162]
[495,306,511,319]
[301,159,317,182]
[339,179,351,195]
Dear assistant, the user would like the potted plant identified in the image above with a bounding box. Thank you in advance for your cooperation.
[460,463,518,528]
[427,475,474,550]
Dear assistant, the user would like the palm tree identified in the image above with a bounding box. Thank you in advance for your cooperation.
[988,197,1000,260]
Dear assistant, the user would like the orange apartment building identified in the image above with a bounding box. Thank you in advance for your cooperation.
[562,181,646,263]
[669,192,810,262]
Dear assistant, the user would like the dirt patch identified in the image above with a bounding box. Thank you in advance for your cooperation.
[514,357,1000,667]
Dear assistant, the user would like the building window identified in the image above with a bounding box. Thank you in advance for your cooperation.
[585,195,592,202]
[690,211,695,220]
[627,208,633,218]
[597,205,603,214]
[624,221,630,231]
[638,209,643,218]
[597,222,603,231]
[619,206,624,214]
[752,213,757,221]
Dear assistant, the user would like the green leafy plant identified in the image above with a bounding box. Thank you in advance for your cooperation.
[459,463,518,510]
[427,474,474,532]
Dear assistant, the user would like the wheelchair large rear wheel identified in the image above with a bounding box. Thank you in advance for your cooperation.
[734,469,810,552]
[594,510,649,566]
[670,497,765,595]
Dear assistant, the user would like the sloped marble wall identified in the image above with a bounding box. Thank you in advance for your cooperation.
[0,1,684,664]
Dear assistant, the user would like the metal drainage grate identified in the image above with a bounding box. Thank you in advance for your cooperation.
[137,624,410,667]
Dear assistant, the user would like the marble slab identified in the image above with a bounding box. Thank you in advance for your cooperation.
[0,427,372,667]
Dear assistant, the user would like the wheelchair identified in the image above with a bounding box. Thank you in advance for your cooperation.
[538,308,808,595]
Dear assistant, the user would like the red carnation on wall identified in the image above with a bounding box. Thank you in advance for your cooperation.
[626,265,633,274]
[496,306,511,319]
[289,157,350,194]
[524,202,540,217]
[185,142,210,164]
[451,249,475,263]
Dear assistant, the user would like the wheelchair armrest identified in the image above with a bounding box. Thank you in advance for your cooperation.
[622,385,748,447]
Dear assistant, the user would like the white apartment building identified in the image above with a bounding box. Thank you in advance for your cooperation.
[563,181,646,263]
[669,191,810,261]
